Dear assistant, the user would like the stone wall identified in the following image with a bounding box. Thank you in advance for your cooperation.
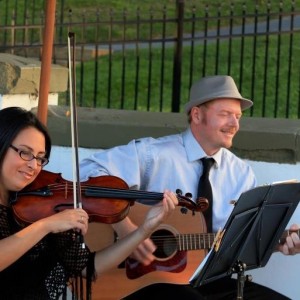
[44,105,300,164]
[0,53,67,110]
[1,53,299,164]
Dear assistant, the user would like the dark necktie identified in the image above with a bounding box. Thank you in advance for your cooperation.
[197,157,215,232]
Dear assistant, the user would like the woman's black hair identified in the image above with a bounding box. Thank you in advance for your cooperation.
[0,107,52,168]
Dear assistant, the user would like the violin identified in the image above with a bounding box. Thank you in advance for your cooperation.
[11,170,209,226]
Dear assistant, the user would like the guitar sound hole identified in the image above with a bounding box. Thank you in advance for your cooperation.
[152,229,177,259]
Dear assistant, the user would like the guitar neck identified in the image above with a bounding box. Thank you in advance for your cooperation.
[177,228,300,251]
[176,232,216,250]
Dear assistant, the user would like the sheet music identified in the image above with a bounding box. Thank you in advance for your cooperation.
[271,179,299,185]
[189,249,213,282]
[189,181,300,288]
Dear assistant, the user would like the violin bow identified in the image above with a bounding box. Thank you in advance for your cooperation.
[67,32,85,248]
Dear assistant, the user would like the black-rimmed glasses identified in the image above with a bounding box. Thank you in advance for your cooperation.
[9,145,49,167]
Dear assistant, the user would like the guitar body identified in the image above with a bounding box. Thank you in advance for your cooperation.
[84,203,207,300]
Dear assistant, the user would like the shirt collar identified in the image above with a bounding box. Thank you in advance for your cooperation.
[182,127,222,167]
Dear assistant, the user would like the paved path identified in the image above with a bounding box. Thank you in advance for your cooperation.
[85,15,300,52]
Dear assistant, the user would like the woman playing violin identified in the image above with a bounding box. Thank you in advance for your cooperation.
[0,106,178,300]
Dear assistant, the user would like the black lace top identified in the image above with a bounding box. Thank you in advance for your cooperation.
[0,204,96,300]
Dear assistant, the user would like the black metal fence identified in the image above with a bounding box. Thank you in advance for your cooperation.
[0,1,300,118]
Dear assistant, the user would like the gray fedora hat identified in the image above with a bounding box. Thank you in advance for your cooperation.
[185,75,253,113]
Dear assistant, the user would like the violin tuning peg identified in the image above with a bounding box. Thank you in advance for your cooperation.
[176,189,182,195]
[185,192,192,199]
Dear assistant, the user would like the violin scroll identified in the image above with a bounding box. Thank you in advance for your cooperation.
[175,190,209,213]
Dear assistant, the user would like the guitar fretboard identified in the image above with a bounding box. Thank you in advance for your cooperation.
[177,233,216,250]
[175,229,300,250]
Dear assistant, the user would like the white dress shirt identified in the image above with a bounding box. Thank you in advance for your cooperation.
[80,127,257,232]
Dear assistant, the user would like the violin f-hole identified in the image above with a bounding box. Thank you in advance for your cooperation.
[54,203,74,213]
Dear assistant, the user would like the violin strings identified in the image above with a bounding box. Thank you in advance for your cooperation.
[44,183,165,201]
[39,183,196,210]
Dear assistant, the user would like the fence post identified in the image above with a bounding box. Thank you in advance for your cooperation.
[172,0,184,112]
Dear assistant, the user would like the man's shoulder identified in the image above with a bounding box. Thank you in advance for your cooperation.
[220,149,256,186]
[135,132,183,146]
[222,148,251,168]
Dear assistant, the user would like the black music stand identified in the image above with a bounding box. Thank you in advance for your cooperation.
[190,181,300,299]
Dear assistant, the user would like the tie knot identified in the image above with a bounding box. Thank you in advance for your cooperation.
[201,157,215,176]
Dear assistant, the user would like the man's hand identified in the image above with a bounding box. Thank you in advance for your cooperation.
[277,224,300,255]
[112,216,156,265]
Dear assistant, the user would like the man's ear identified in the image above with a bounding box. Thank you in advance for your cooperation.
[190,106,201,123]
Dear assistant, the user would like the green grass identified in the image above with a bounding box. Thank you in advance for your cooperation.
[60,0,300,43]
[1,1,299,118]
[73,31,300,118]
[1,1,300,42]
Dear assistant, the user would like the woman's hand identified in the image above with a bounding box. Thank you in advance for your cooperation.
[111,190,178,266]
[39,208,89,235]
[0,208,89,271]
[142,190,178,235]
[92,190,178,275]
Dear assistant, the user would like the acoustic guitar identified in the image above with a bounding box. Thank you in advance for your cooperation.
[84,203,296,300]
[84,203,208,300]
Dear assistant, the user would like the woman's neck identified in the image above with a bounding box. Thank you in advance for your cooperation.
[0,188,9,206]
